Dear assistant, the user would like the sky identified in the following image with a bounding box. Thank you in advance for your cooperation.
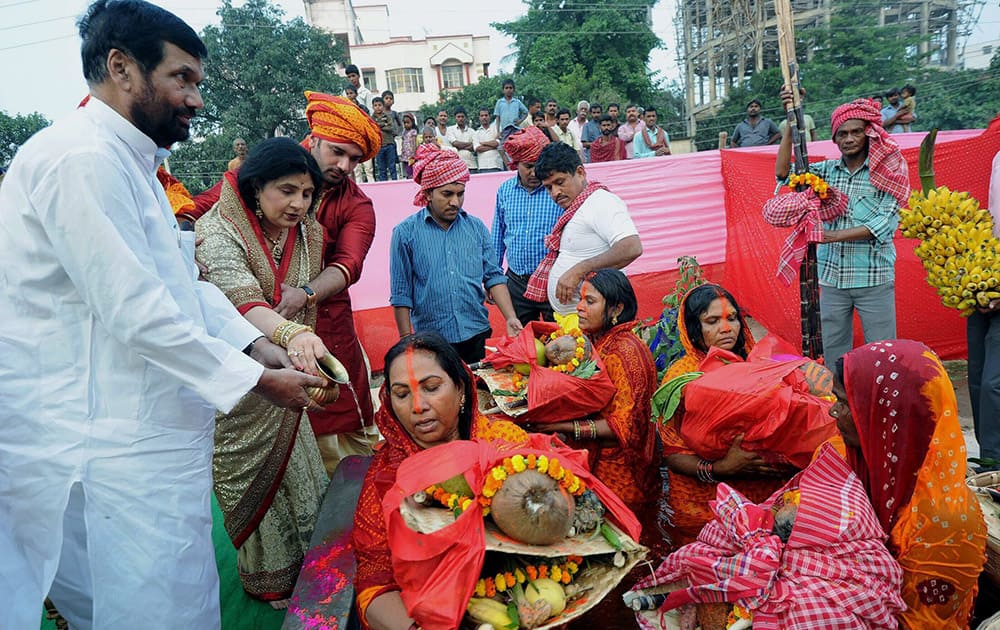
[1,0,997,122]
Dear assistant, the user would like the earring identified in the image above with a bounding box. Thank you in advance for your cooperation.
[612,313,619,325]
[255,200,264,220]
[459,397,466,413]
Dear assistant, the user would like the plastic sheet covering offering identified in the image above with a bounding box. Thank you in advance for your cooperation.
[400,501,647,629]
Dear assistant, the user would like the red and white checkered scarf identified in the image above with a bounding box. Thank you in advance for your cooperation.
[762,186,848,286]
[523,181,608,302]
[633,444,904,629]
[411,144,470,206]
[831,98,910,206]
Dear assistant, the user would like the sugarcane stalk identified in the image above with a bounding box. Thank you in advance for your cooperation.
[919,129,938,194]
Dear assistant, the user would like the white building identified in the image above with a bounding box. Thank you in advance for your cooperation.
[304,0,492,113]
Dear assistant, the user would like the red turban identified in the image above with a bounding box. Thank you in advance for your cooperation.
[304,90,382,162]
[411,144,470,206]
[830,98,910,205]
[503,125,550,170]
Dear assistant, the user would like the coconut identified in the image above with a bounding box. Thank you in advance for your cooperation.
[544,335,591,366]
[490,469,575,545]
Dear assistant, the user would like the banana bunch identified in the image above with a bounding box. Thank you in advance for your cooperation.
[900,186,1000,316]
[467,597,518,629]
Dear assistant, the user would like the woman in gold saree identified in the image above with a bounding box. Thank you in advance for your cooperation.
[197,137,332,605]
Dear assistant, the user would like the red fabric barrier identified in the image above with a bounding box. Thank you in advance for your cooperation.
[721,117,1000,361]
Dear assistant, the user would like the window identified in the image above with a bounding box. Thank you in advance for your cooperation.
[362,68,377,92]
[441,62,464,90]
[386,68,425,94]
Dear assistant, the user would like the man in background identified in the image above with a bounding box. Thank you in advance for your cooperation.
[731,98,780,148]
[227,136,247,171]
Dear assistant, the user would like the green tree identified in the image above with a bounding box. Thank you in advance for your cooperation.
[1,110,50,165]
[493,0,662,108]
[170,0,346,191]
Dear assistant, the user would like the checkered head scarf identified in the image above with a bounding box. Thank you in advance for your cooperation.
[304,90,382,161]
[412,144,470,206]
[830,98,910,206]
[504,125,550,170]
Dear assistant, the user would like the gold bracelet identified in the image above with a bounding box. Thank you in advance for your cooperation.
[271,321,313,348]
[588,418,597,440]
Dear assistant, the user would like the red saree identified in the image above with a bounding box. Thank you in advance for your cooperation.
[587,322,660,509]
[842,340,987,629]
[352,381,529,626]
[657,288,785,543]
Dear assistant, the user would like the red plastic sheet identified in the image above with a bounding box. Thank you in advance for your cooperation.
[484,321,617,423]
[382,434,641,629]
[679,337,839,469]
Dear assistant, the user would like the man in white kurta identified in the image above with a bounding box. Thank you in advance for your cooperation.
[0,2,320,627]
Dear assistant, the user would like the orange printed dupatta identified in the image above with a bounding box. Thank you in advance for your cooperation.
[843,339,986,629]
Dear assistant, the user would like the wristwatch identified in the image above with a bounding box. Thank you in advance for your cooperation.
[302,285,317,308]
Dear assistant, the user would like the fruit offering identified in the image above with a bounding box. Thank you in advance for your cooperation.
[900,186,999,316]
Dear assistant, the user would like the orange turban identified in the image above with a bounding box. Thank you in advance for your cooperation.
[411,144,470,206]
[503,125,550,170]
[304,90,382,162]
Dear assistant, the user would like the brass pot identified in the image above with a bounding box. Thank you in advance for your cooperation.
[306,382,340,406]
[317,352,350,384]
[305,352,349,407]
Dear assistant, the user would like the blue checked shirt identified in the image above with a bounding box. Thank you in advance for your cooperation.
[806,158,900,289]
[390,208,507,343]
[492,175,564,276]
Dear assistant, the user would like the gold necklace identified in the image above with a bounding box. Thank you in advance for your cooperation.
[262,227,286,259]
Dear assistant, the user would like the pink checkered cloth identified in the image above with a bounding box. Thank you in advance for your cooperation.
[830,98,910,207]
[762,186,848,286]
[633,444,905,629]
[411,144,470,206]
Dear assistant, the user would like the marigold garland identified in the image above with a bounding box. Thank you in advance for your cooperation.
[726,604,753,627]
[478,454,587,515]
[474,556,583,596]
[424,484,475,515]
[786,172,830,199]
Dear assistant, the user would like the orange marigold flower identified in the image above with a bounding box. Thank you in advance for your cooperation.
[526,565,538,581]
[486,580,497,598]
[561,570,572,584]
[538,565,548,579]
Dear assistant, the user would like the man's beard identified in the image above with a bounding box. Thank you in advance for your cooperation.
[601,129,614,137]
[130,80,196,148]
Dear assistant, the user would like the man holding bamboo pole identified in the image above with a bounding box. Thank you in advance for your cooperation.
[775,94,910,368]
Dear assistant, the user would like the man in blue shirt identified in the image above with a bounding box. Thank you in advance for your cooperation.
[494,79,529,136]
[580,102,603,163]
[390,148,523,363]
[492,126,563,324]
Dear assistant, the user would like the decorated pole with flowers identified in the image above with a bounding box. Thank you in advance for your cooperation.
[774,0,823,359]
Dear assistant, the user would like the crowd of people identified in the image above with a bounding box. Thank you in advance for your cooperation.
[0,1,998,629]
[324,76,678,183]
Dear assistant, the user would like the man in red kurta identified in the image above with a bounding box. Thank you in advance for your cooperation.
[191,91,383,474]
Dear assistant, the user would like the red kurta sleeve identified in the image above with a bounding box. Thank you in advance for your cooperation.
[317,180,375,287]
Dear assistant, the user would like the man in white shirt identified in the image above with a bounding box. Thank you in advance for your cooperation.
[552,107,582,152]
[346,64,376,182]
[567,100,590,162]
[434,108,457,152]
[0,2,321,627]
[473,108,504,173]
[446,107,478,171]
[525,142,643,314]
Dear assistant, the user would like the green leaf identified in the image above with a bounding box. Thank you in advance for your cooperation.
[491,388,524,398]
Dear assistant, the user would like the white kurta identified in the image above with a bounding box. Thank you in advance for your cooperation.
[0,97,265,629]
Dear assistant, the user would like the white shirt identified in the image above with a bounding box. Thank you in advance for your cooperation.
[552,125,582,151]
[446,124,478,170]
[0,97,263,626]
[473,124,504,171]
[356,83,374,113]
[548,188,639,313]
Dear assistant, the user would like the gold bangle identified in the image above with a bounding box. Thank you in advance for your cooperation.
[271,321,312,348]
[284,325,312,347]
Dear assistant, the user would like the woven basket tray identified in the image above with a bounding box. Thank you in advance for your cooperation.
[967,470,1000,588]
